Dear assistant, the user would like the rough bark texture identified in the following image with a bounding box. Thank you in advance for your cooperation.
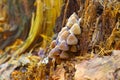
[51,50,120,80]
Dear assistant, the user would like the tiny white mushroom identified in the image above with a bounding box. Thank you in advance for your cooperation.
[66,13,79,28]
[59,30,70,41]
[70,23,81,35]
[66,21,74,28]
[58,40,69,51]
[66,17,78,28]
[50,40,57,49]
[58,27,68,38]
[70,45,78,52]
[68,12,79,21]
[67,33,78,45]
[60,51,69,59]
[48,48,60,58]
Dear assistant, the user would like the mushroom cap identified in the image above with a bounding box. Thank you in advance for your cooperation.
[59,30,70,42]
[66,21,74,28]
[66,12,79,28]
[70,23,81,35]
[62,26,69,31]
[50,40,57,49]
[67,33,78,45]
[60,51,69,59]
[58,27,68,38]
[48,47,60,58]
[58,40,69,51]
[70,45,78,52]
[68,12,79,21]
[66,17,78,28]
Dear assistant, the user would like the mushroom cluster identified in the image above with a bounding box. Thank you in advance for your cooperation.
[49,13,81,59]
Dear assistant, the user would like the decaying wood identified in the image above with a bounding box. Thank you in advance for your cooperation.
[75,50,120,80]
[51,50,120,80]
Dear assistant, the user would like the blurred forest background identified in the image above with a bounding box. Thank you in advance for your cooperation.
[0,0,62,52]
[0,0,120,80]
[0,0,63,79]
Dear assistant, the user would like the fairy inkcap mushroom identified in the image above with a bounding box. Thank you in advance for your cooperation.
[70,23,81,35]
[59,30,70,42]
[58,27,68,38]
[70,45,78,52]
[48,47,60,58]
[66,13,78,28]
[50,40,57,49]
[60,51,69,59]
[67,33,78,45]
[61,26,68,31]
[58,40,69,51]
[66,21,74,28]
[66,17,78,28]
[68,12,78,21]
